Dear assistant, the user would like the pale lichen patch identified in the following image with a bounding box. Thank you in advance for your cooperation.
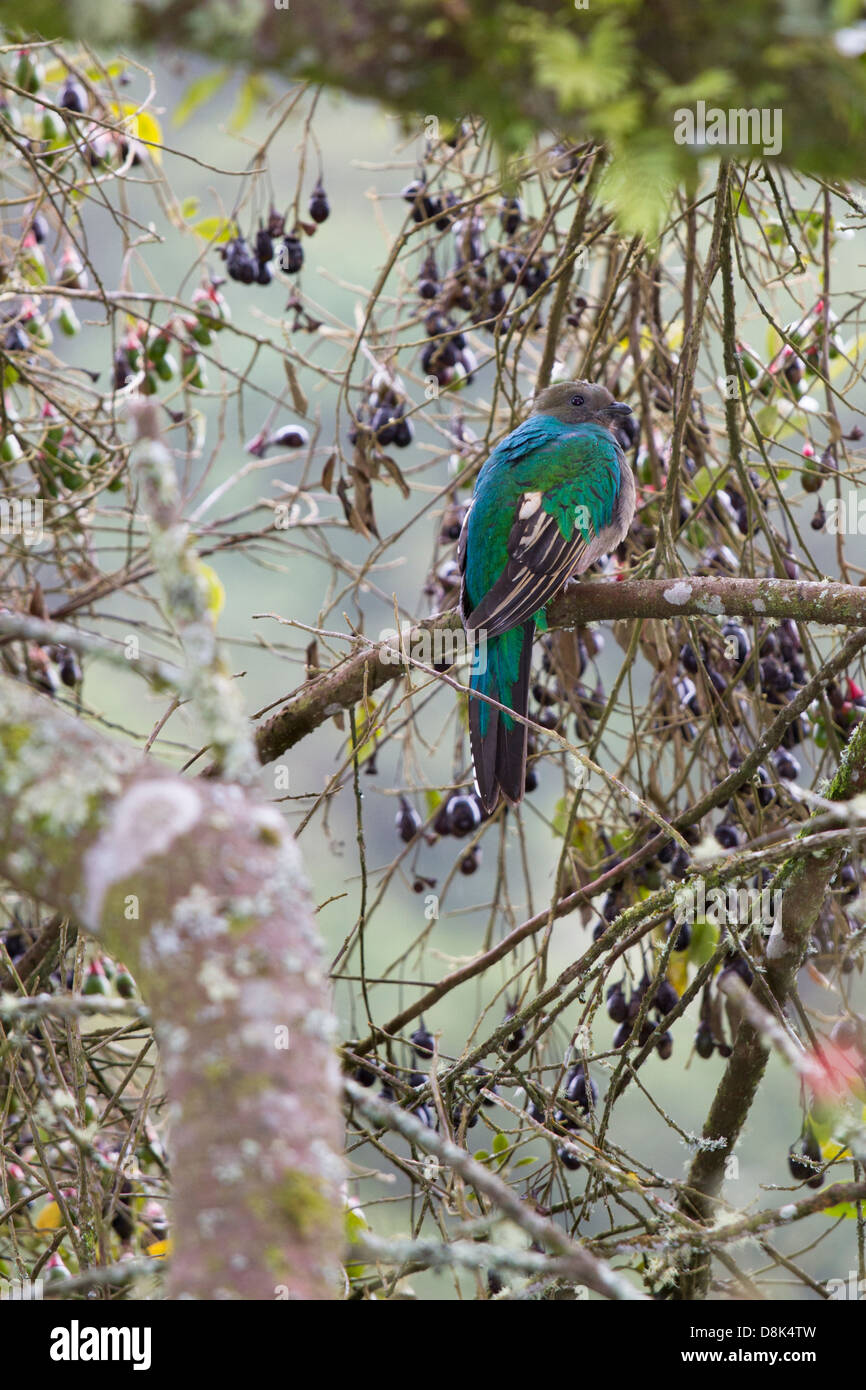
[83,779,202,930]
[663,581,692,606]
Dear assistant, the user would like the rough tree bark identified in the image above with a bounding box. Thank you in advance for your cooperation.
[0,673,344,1299]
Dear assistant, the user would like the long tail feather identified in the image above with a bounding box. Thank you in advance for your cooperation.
[469,621,534,812]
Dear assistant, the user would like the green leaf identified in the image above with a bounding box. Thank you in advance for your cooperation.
[345,1206,368,1240]
[688,465,717,503]
[807,1104,837,1145]
[657,68,736,108]
[551,808,602,863]
[755,403,779,437]
[526,16,632,112]
[229,73,270,133]
[690,917,720,967]
[821,1201,858,1219]
[598,134,680,238]
[174,67,230,127]
[191,217,233,244]
[492,1131,508,1155]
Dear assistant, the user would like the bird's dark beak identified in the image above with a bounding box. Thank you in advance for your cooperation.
[606,401,632,417]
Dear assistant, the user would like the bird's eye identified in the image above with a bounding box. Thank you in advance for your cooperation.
[571,394,585,407]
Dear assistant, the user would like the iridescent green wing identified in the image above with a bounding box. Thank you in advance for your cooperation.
[465,424,623,640]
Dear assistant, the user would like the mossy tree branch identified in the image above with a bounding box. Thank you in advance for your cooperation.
[255,576,866,765]
[0,674,344,1299]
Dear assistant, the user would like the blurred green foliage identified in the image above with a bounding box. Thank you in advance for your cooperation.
[3,0,866,236]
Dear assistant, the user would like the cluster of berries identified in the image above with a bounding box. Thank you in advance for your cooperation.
[1,918,136,999]
[737,300,845,405]
[606,969,679,1062]
[1,53,150,173]
[402,154,587,342]
[349,1024,497,1133]
[0,207,114,492]
[348,371,415,451]
[671,616,810,763]
[419,309,478,389]
[525,1062,598,1171]
[528,628,608,749]
[395,789,485,875]
[112,307,214,399]
[396,146,590,401]
[219,186,329,290]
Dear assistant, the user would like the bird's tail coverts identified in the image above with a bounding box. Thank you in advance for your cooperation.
[469,621,534,811]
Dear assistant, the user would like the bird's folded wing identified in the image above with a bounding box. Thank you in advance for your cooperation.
[464,501,593,638]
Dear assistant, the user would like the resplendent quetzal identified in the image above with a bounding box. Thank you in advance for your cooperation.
[458,380,635,812]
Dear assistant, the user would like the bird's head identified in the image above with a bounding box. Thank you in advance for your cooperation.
[532,379,632,431]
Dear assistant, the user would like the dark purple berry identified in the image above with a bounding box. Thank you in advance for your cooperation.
[59,79,86,114]
[281,234,304,274]
[656,1032,674,1060]
[695,1022,715,1059]
[668,918,691,952]
[4,324,28,352]
[410,1026,434,1058]
[557,1145,582,1171]
[446,793,482,837]
[395,796,422,843]
[565,1066,598,1113]
[654,980,679,1016]
[58,649,81,687]
[460,845,481,875]
[30,211,49,243]
[393,415,414,448]
[225,237,256,284]
[254,227,274,262]
[715,822,739,850]
[680,643,699,675]
[788,1131,822,1183]
[309,180,330,224]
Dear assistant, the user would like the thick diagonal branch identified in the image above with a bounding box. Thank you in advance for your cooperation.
[255,576,866,765]
[0,675,343,1299]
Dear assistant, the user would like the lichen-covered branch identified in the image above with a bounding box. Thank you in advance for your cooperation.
[0,674,343,1299]
[129,399,257,783]
[255,576,866,765]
